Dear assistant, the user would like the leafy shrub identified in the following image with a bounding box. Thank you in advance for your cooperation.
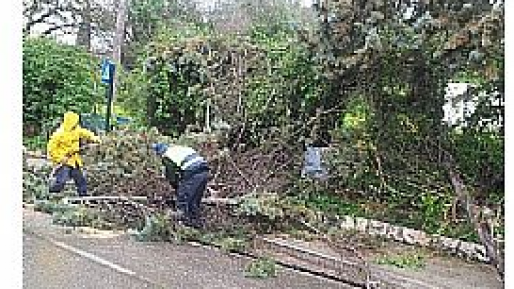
[375,250,427,270]
[23,36,103,136]
[245,256,277,278]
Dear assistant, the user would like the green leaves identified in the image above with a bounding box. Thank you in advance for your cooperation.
[245,256,277,278]
[132,214,175,242]
[236,194,286,222]
[23,37,102,136]
[375,250,426,270]
[120,29,321,140]
[23,157,52,203]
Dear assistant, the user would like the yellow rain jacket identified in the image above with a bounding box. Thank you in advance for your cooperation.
[47,111,100,168]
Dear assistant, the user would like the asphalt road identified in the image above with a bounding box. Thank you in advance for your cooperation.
[23,234,156,289]
[23,209,355,289]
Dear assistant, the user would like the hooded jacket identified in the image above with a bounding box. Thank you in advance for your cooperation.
[47,111,99,168]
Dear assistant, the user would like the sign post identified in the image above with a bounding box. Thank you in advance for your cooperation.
[101,59,115,132]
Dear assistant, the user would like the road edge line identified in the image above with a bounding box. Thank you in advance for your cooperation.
[50,239,136,276]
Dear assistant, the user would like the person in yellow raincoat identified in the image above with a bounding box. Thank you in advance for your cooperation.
[47,111,101,197]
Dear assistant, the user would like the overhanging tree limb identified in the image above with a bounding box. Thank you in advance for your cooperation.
[431,140,505,281]
[42,23,77,35]
[447,167,504,280]
[25,9,56,32]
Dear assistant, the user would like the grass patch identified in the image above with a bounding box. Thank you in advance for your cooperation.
[375,250,427,270]
[285,227,318,242]
[294,191,484,243]
[245,256,278,278]
[294,193,364,217]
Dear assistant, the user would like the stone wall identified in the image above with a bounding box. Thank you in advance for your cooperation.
[333,215,489,263]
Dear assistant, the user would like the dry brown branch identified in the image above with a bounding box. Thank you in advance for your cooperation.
[225,151,254,188]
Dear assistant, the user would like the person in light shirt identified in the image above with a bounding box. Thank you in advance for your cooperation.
[151,143,210,229]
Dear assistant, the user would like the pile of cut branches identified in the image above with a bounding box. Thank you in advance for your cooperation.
[23,127,305,234]
[82,127,302,201]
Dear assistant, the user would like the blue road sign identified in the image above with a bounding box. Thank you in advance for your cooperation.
[101,59,115,84]
[101,59,116,131]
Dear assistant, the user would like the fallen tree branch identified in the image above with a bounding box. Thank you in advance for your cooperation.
[225,151,254,189]
[410,138,504,280]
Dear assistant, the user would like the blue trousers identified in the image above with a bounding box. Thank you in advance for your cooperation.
[49,165,88,197]
[176,167,209,222]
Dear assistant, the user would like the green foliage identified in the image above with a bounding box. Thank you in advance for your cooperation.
[293,192,362,218]
[120,29,217,135]
[173,226,203,243]
[418,193,452,234]
[285,228,318,242]
[32,198,110,229]
[23,154,54,203]
[124,0,205,67]
[341,96,372,133]
[245,256,277,278]
[23,171,50,203]
[132,214,175,242]
[305,0,504,201]
[23,135,47,151]
[198,228,251,253]
[33,200,114,231]
[235,193,323,232]
[375,250,426,270]
[130,212,208,243]
[442,223,480,244]
[206,0,313,36]
[243,35,323,145]
[64,0,504,245]
[128,0,203,45]
[130,212,252,249]
[288,189,482,243]
[237,194,285,221]
[34,200,72,214]
[215,236,248,253]
[52,206,104,228]
[23,36,102,135]
[451,130,503,199]
[120,28,322,144]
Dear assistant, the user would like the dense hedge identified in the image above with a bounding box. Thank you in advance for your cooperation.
[23,37,103,136]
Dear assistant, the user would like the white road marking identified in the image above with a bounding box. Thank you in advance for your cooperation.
[50,239,136,276]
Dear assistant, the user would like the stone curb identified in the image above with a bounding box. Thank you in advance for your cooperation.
[24,189,489,263]
[330,214,489,263]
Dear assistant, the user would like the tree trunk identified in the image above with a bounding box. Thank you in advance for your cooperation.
[76,0,92,51]
[447,166,504,280]
[112,0,129,101]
